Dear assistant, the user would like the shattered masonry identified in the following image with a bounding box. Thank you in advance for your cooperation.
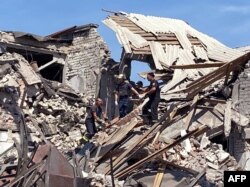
[0,12,250,187]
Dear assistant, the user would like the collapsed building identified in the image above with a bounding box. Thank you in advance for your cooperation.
[0,12,250,187]
[0,24,114,97]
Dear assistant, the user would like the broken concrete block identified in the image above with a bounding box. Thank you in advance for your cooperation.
[0,142,13,155]
[217,151,229,163]
[179,149,189,159]
[200,133,210,150]
[206,154,217,163]
[207,162,220,170]
[0,131,8,142]
[224,101,232,137]
[68,130,82,141]
[167,148,176,154]
[181,130,192,153]
[243,128,250,139]
[0,74,19,88]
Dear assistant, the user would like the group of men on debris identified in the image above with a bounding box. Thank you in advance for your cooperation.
[84,72,160,140]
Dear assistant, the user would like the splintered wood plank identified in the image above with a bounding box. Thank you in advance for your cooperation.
[93,118,138,163]
[115,126,207,179]
[186,95,199,131]
[102,104,176,175]
[185,53,250,98]
[153,166,166,187]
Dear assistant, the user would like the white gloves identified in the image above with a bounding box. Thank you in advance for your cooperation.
[115,101,118,105]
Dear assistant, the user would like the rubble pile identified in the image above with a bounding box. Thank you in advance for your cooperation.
[1,12,250,187]
[0,52,94,186]
[163,136,239,184]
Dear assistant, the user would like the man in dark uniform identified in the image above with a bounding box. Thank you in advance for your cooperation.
[85,98,108,140]
[141,72,160,123]
[115,74,140,118]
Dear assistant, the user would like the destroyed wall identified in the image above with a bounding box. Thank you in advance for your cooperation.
[0,25,114,103]
[229,61,250,170]
[65,27,110,98]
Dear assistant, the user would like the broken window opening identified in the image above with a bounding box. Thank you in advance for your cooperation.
[5,47,63,82]
[39,63,63,82]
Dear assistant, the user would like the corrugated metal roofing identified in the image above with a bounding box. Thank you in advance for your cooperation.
[122,27,148,48]
[175,31,192,50]
[193,46,208,61]
[104,12,246,94]
[164,44,180,66]
[177,50,199,78]
[161,69,187,92]
[126,13,244,61]
[149,42,164,70]
[128,13,191,35]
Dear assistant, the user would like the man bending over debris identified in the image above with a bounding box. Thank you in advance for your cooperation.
[115,74,140,118]
[84,98,109,140]
[141,72,160,124]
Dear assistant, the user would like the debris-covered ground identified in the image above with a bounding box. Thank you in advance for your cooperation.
[1,12,250,187]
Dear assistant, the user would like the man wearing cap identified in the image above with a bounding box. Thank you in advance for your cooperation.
[141,72,160,124]
[115,74,140,118]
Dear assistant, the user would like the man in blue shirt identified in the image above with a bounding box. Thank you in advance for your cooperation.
[115,74,140,118]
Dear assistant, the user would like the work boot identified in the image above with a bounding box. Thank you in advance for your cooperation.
[140,125,151,131]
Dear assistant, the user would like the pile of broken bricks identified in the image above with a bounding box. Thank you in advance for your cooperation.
[162,133,239,185]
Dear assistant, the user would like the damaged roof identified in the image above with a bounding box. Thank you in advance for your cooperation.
[103,13,244,68]
[47,23,98,39]
[3,24,98,43]
[103,12,250,99]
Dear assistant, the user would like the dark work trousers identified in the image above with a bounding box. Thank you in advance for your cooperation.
[142,98,160,122]
[118,96,129,118]
[85,118,97,139]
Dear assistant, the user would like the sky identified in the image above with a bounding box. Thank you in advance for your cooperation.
[0,0,250,85]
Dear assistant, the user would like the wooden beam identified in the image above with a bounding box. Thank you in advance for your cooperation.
[170,62,225,69]
[0,59,18,64]
[38,58,58,71]
[153,166,166,187]
[91,119,138,163]
[184,53,250,98]
[0,42,67,57]
[103,104,176,175]
[115,125,208,179]
[186,95,199,131]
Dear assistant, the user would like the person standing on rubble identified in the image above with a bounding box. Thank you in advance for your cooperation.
[115,74,140,118]
[141,72,160,124]
[84,98,108,140]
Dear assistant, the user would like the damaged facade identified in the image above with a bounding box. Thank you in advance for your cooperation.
[1,12,250,187]
[0,24,111,97]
